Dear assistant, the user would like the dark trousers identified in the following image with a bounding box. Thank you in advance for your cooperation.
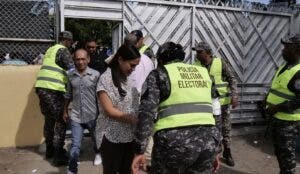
[271,118,300,174]
[36,88,66,149]
[150,127,218,174]
[100,136,134,174]
[214,115,223,153]
[221,105,231,149]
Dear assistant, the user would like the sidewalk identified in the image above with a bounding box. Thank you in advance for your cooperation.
[1,131,300,174]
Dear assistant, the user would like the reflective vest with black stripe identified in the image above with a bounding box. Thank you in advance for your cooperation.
[35,44,68,92]
[209,57,231,105]
[266,64,300,121]
[154,62,215,133]
[139,45,149,54]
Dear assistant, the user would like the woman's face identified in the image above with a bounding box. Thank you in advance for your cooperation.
[118,57,140,76]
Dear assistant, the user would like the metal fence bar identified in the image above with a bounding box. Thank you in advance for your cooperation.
[0,0,58,65]
[125,2,161,46]
[0,38,55,43]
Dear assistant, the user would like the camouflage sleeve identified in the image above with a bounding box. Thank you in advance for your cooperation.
[55,48,74,70]
[221,59,238,98]
[144,47,155,59]
[64,75,72,100]
[135,67,171,154]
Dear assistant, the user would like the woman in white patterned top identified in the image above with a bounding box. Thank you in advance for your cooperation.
[95,44,141,174]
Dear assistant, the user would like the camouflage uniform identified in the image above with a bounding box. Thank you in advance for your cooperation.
[268,63,300,174]
[143,46,156,67]
[36,88,66,149]
[221,105,231,148]
[193,58,238,149]
[143,46,154,60]
[36,47,73,155]
[135,66,221,173]
[271,118,300,174]
[216,58,238,149]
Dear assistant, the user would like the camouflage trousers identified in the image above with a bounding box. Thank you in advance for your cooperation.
[36,88,66,149]
[214,115,223,153]
[221,105,231,148]
[271,118,300,174]
[149,126,219,174]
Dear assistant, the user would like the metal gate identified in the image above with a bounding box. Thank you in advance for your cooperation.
[123,0,295,123]
[0,0,59,64]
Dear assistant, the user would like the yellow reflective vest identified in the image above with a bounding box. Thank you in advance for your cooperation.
[139,45,149,54]
[35,44,68,92]
[154,62,215,133]
[266,64,300,121]
[194,57,231,105]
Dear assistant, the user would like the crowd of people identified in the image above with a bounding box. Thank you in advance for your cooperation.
[34,29,300,174]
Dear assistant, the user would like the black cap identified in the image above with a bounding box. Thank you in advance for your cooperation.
[59,31,73,40]
[281,34,300,45]
[130,30,143,40]
[192,42,212,52]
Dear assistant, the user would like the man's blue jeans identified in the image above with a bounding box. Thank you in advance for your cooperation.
[69,120,96,173]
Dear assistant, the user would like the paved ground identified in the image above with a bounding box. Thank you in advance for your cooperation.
[1,127,300,174]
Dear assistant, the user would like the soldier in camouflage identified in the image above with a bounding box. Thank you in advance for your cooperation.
[192,42,238,166]
[131,42,221,174]
[266,34,300,174]
[35,31,74,166]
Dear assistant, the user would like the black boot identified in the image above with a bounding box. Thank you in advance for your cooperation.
[52,148,69,167]
[45,145,54,159]
[223,148,235,166]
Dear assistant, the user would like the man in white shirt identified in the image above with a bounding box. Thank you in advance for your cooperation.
[119,33,155,93]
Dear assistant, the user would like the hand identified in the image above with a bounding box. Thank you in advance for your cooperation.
[231,97,239,109]
[63,111,69,123]
[131,154,146,174]
[266,104,278,115]
[212,154,220,174]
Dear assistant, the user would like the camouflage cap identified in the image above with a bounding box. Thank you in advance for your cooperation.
[192,42,212,52]
[59,31,73,40]
[281,34,300,45]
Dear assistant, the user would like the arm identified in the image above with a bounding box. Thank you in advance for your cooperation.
[132,69,166,174]
[63,98,71,123]
[97,91,136,124]
[55,48,74,70]
[221,59,239,108]
[135,67,169,154]
[272,71,300,113]
[63,79,72,122]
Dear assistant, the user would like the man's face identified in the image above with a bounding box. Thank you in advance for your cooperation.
[85,41,97,54]
[74,50,90,72]
[196,50,211,65]
[64,39,73,48]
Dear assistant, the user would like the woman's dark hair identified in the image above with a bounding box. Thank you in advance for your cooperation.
[156,42,185,65]
[109,44,141,97]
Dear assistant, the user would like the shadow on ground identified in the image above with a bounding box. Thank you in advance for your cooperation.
[219,164,252,174]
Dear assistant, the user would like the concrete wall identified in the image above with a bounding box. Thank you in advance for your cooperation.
[0,65,44,147]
